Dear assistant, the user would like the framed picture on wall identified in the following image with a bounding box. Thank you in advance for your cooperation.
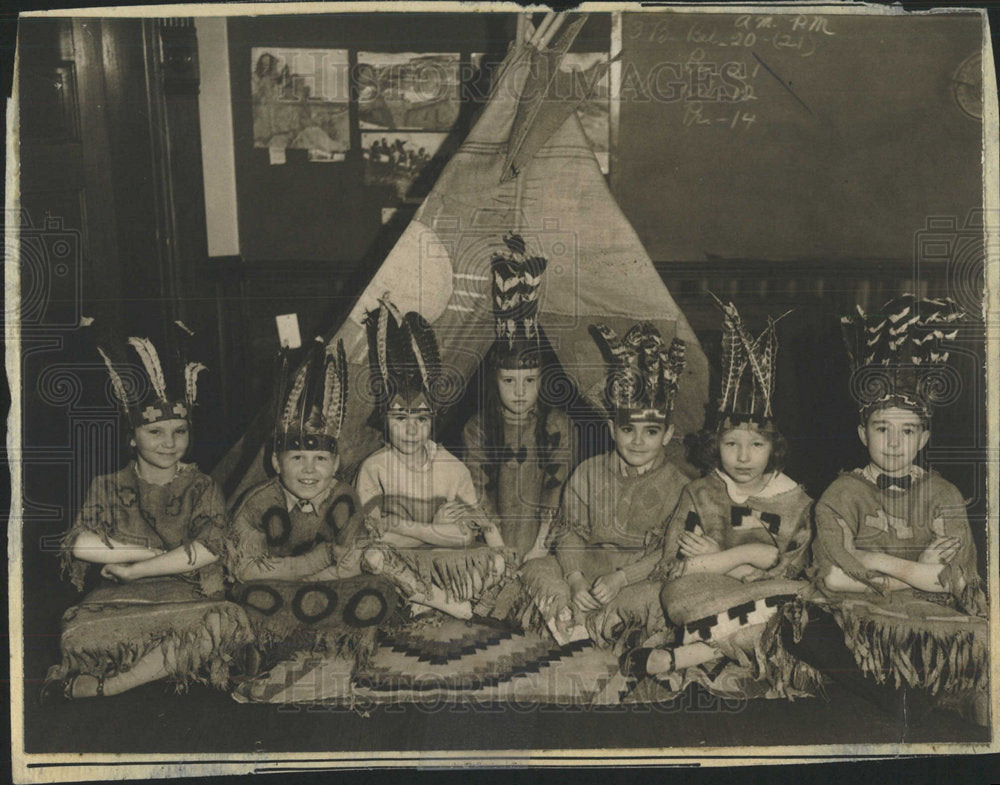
[251,46,351,160]
[361,131,449,202]
[357,52,464,132]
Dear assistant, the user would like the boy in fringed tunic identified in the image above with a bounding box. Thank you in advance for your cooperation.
[779,295,988,726]
[621,298,817,700]
[356,295,514,620]
[226,334,398,671]
[520,322,688,647]
[462,233,576,563]
[42,323,253,701]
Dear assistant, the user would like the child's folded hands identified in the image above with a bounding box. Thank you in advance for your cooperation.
[678,528,721,557]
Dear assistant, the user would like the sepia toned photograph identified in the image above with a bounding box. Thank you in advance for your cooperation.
[250,46,351,159]
[7,2,998,782]
[357,51,464,132]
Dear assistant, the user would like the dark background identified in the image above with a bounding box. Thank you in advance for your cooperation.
[6,1,997,769]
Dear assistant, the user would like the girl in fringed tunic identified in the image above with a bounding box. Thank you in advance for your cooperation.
[356,296,514,621]
[621,299,818,700]
[520,321,688,648]
[781,296,988,726]
[462,233,575,563]
[226,335,399,672]
[42,326,253,701]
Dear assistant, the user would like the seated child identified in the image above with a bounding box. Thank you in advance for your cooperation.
[227,337,396,667]
[782,296,988,725]
[521,321,688,645]
[462,233,575,562]
[621,299,814,699]
[43,326,253,701]
[357,296,511,620]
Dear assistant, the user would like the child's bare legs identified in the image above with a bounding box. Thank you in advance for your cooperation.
[69,646,169,697]
[646,642,719,674]
[68,610,225,698]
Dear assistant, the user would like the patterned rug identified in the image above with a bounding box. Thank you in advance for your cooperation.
[232,616,630,706]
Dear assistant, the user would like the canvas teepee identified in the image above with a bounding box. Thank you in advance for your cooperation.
[216,12,709,500]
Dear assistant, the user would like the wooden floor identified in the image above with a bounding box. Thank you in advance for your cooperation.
[22,670,987,756]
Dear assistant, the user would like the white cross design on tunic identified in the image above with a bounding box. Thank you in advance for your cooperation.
[863,508,913,539]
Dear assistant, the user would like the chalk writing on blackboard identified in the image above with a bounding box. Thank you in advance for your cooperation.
[621,13,838,131]
[628,13,836,58]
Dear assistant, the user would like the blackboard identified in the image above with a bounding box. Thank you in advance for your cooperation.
[614,11,983,262]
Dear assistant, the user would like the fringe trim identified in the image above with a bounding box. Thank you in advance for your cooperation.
[946,569,988,617]
[839,605,988,695]
[755,603,826,700]
[396,545,516,604]
[508,579,553,638]
[252,623,380,673]
[55,603,254,691]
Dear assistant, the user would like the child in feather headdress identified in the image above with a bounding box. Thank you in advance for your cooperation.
[520,320,689,647]
[225,333,396,674]
[780,295,988,726]
[620,298,815,701]
[355,295,511,621]
[42,323,254,702]
[461,233,576,563]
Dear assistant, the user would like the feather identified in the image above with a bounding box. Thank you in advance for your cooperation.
[405,311,441,391]
[503,232,526,255]
[336,338,348,438]
[97,347,130,408]
[491,233,548,343]
[281,362,309,434]
[272,349,291,447]
[321,338,343,439]
[127,336,167,401]
[376,300,390,396]
[592,323,622,359]
[712,295,748,414]
[664,338,686,385]
[184,362,207,407]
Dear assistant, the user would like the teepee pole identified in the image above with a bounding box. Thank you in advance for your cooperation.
[516,13,534,48]
[530,11,556,47]
[537,11,568,50]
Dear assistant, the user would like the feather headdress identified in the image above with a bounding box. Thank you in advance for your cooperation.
[592,321,686,425]
[840,294,964,419]
[363,293,442,412]
[711,295,790,431]
[274,336,349,453]
[490,232,548,369]
[89,320,208,427]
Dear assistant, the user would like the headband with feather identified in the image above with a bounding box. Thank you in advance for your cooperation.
[89,320,208,427]
[840,294,964,419]
[274,336,349,453]
[711,295,790,431]
[592,321,686,425]
[363,293,442,412]
[490,232,548,370]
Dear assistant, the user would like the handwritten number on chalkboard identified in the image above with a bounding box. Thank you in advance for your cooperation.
[627,18,671,45]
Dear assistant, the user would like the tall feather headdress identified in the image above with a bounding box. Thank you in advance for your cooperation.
[490,232,548,370]
[840,294,964,419]
[89,320,208,427]
[711,295,790,431]
[592,321,686,425]
[274,336,349,453]
[363,293,442,412]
